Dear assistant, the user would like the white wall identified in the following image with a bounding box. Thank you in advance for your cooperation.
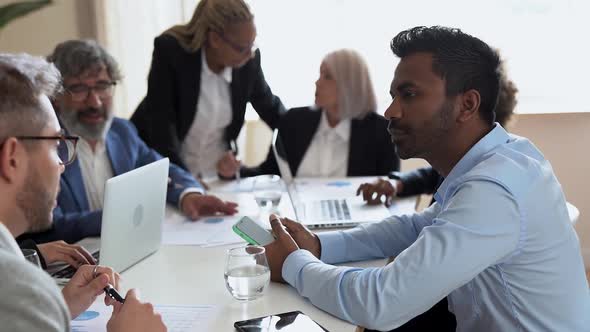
[249,0,590,116]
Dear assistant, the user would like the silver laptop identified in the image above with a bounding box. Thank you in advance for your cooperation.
[51,158,168,279]
[271,129,391,229]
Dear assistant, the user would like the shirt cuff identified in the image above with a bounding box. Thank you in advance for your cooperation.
[317,231,347,264]
[282,249,321,287]
[178,187,205,209]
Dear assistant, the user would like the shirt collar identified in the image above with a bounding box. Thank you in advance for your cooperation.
[201,49,232,83]
[77,137,106,156]
[317,110,351,142]
[0,222,23,258]
[434,123,511,203]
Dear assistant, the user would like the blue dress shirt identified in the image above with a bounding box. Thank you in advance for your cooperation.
[282,124,590,331]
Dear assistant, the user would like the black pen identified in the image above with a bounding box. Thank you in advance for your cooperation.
[93,265,125,303]
[104,284,125,303]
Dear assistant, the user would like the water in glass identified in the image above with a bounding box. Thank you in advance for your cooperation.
[254,190,282,210]
[224,246,270,301]
[252,175,283,212]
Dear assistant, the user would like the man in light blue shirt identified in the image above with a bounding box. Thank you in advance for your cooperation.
[264,26,590,331]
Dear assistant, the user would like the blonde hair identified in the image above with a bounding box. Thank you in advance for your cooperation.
[322,49,377,120]
[165,0,253,53]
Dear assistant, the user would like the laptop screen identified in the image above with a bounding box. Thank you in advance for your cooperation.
[271,129,303,220]
[271,129,293,184]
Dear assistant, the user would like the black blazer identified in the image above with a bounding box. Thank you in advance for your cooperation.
[391,166,442,198]
[242,107,400,177]
[131,34,286,169]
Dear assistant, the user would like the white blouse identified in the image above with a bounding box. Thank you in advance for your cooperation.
[297,111,351,177]
[180,50,233,178]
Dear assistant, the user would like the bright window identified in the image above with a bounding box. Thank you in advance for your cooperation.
[248,0,590,116]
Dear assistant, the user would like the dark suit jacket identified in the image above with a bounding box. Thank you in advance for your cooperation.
[131,34,286,169]
[242,107,400,177]
[391,166,442,197]
[17,118,202,244]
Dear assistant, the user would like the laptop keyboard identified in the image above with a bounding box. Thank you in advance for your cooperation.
[311,199,351,221]
[52,251,100,279]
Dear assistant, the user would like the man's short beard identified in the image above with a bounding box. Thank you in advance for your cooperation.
[16,165,54,233]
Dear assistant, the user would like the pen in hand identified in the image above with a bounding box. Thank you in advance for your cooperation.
[93,265,125,304]
[104,284,125,303]
[230,140,240,183]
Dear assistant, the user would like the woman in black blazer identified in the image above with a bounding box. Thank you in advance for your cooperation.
[131,0,285,176]
[219,49,400,178]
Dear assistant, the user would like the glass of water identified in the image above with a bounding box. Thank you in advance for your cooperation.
[224,245,270,301]
[21,249,42,268]
[252,174,283,213]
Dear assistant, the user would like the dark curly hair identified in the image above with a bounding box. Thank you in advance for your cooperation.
[495,60,518,126]
[390,26,501,125]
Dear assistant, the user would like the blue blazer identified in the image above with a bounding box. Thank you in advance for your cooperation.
[18,118,202,244]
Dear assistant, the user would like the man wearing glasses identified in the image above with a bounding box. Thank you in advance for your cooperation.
[18,39,238,245]
[0,53,166,331]
[16,131,100,269]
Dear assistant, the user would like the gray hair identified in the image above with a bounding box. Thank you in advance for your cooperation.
[47,39,122,81]
[322,49,377,120]
[0,53,62,138]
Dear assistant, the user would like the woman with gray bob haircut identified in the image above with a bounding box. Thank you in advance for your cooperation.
[321,49,377,121]
[231,49,400,178]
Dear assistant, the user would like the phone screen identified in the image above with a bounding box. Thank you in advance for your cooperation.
[234,311,328,332]
[233,217,275,246]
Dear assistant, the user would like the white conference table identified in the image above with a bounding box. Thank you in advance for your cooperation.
[119,176,411,331]
[121,235,384,331]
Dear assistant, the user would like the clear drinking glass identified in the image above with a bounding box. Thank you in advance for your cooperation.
[252,174,283,213]
[22,249,42,268]
[224,245,270,301]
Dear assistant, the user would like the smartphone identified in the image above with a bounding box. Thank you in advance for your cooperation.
[234,310,328,331]
[233,216,275,246]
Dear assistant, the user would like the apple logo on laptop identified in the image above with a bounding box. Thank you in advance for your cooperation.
[133,204,144,227]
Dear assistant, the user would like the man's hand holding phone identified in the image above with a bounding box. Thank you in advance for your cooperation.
[232,215,321,258]
[234,214,321,283]
[272,216,321,258]
[233,216,275,246]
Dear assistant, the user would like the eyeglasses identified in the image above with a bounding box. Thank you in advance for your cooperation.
[218,34,258,56]
[64,81,116,102]
[16,134,80,165]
